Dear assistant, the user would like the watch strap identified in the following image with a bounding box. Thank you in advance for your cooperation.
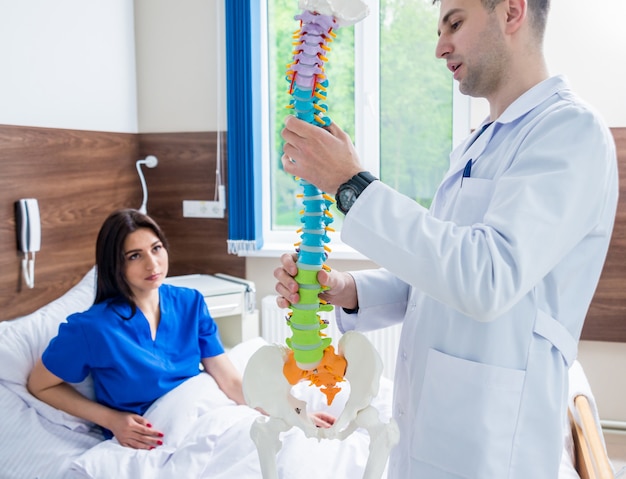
[348,171,378,190]
[335,171,378,214]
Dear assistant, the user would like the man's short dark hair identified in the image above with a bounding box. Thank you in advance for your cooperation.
[432,0,550,40]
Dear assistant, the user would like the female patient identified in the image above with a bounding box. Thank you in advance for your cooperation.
[27,208,247,449]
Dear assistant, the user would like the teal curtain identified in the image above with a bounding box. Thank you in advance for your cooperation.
[225,0,263,254]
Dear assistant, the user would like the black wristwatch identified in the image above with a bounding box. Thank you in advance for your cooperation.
[335,171,378,215]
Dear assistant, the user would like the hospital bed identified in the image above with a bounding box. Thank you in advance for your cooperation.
[562,359,616,479]
[570,395,614,479]
[0,267,392,478]
[0,267,616,478]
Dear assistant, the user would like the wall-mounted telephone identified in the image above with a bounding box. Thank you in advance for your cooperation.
[15,198,41,288]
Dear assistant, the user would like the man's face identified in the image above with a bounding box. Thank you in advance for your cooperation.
[435,0,510,99]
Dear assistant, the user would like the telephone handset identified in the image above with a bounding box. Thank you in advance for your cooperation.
[15,198,41,288]
[16,198,41,253]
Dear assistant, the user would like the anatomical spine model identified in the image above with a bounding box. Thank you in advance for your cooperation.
[243,2,399,478]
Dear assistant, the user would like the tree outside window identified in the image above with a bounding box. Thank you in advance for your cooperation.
[262,0,454,240]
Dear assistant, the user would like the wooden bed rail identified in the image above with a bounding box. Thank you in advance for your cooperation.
[570,394,615,479]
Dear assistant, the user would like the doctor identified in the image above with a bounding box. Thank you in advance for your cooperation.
[276,0,618,477]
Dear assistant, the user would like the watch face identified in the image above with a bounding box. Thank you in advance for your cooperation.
[337,185,358,214]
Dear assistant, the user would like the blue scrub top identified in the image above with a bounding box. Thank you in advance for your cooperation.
[42,284,224,435]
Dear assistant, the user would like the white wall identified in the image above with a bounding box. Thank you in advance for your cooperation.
[545,0,626,127]
[0,0,225,134]
[470,0,626,127]
[133,0,226,133]
[0,0,137,133]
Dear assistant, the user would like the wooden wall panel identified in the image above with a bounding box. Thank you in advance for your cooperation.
[582,128,626,341]
[0,127,244,321]
[137,132,245,279]
[0,125,140,320]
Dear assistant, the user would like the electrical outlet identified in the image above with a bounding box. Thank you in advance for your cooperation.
[182,200,225,218]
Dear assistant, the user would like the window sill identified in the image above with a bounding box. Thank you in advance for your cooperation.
[238,242,369,261]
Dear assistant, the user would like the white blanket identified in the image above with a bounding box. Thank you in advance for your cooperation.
[69,374,260,478]
[68,339,390,479]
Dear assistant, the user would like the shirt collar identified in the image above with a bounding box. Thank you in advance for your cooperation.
[491,75,570,126]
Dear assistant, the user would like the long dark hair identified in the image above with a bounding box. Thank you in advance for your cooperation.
[94,209,169,315]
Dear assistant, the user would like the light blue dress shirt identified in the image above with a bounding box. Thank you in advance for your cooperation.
[338,76,618,478]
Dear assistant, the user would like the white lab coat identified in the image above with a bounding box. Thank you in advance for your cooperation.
[337,76,618,479]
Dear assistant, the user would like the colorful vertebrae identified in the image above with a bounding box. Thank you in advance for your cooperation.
[282,10,346,405]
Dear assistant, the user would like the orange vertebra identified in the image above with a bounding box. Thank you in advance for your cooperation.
[283,345,347,405]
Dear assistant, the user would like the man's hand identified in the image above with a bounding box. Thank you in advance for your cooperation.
[281,116,361,195]
[274,253,358,311]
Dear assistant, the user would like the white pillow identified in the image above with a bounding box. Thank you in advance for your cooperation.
[0,267,97,431]
[0,267,96,386]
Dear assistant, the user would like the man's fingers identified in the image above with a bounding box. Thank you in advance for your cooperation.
[323,121,343,139]
[279,252,299,276]
[317,269,332,290]
[275,283,299,306]
[276,295,292,309]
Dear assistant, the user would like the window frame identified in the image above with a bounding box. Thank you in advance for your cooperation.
[247,0,470,259]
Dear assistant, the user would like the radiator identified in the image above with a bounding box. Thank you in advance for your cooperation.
[261,295,401,380]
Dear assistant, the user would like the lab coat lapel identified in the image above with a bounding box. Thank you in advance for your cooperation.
[443,75,569,184]
[445,121,494,181]
[431,76,570,217]
[461,123,493,167]
[429,123,494,217]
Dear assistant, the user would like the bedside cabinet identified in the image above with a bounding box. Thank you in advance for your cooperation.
[164,274,259,349]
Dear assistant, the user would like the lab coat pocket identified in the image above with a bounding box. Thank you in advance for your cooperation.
[451,177,495,226]
[412,349,525,478]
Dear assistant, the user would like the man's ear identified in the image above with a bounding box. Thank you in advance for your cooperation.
[503,0,527,35]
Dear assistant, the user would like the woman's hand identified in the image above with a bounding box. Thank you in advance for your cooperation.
[106,410,164,450]
[274,253,358,310]
[310,411,336,428]
[28,359,163,450]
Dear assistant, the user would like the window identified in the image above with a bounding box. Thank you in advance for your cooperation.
[257,0,469,256]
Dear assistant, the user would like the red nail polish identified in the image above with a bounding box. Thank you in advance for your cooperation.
[158,433,164,438]
[147,423,152,428]
[157,440,163,446]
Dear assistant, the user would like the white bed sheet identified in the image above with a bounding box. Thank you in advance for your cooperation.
[0,336,393,479]
[0,381,102,478]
